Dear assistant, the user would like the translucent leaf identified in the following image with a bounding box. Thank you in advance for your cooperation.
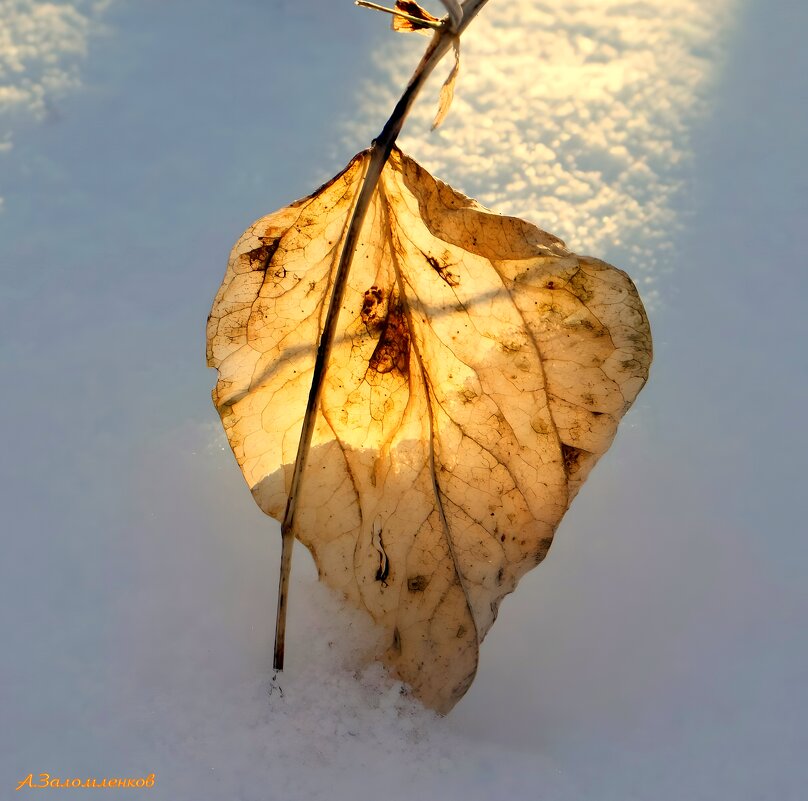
[391,0,439,34]
[207,148,652,713]
[432,37,460,129]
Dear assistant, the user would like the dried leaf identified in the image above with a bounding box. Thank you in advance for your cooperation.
[207,148,652,713]
[432,37,460,129]
[391,0,439,34]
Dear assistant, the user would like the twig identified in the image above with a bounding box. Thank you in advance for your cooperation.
[273,0,492,671]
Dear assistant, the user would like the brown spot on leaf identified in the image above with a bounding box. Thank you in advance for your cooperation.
[407,575,429,592]
[561,444,588,476]
[369,298,410,375]
[245,237,282,272]
[534,536,554,564]
[361,285,384,327]
[426,254,459,287]
[460,388,477,404]
[374,523,390,584]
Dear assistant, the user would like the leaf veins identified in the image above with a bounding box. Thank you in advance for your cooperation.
[206,147,652,712]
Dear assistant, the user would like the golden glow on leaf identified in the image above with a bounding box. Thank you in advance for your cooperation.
[391,0,440,33]
[207,148,652,712]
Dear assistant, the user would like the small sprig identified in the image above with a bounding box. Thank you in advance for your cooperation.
[355,1,444,31]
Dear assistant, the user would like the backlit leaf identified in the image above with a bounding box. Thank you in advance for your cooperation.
[391,0,439,33]
[206,148,652,712]
[432,36,460,129]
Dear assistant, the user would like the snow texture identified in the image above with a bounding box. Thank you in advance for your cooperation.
[1,1,806,799]
[347,0,734,308]
[0,0,112,207]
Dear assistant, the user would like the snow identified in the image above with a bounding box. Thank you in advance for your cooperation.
[113,425,580,801]
[1,0,806,799]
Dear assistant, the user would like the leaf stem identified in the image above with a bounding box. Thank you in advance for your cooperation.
[273,0,492,672]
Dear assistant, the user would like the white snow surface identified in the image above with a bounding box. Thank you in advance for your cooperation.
[114,425,578,801]
[115,568,575,801]
[2,1,806,799]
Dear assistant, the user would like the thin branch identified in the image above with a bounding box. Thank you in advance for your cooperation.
[273,0,492,671]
